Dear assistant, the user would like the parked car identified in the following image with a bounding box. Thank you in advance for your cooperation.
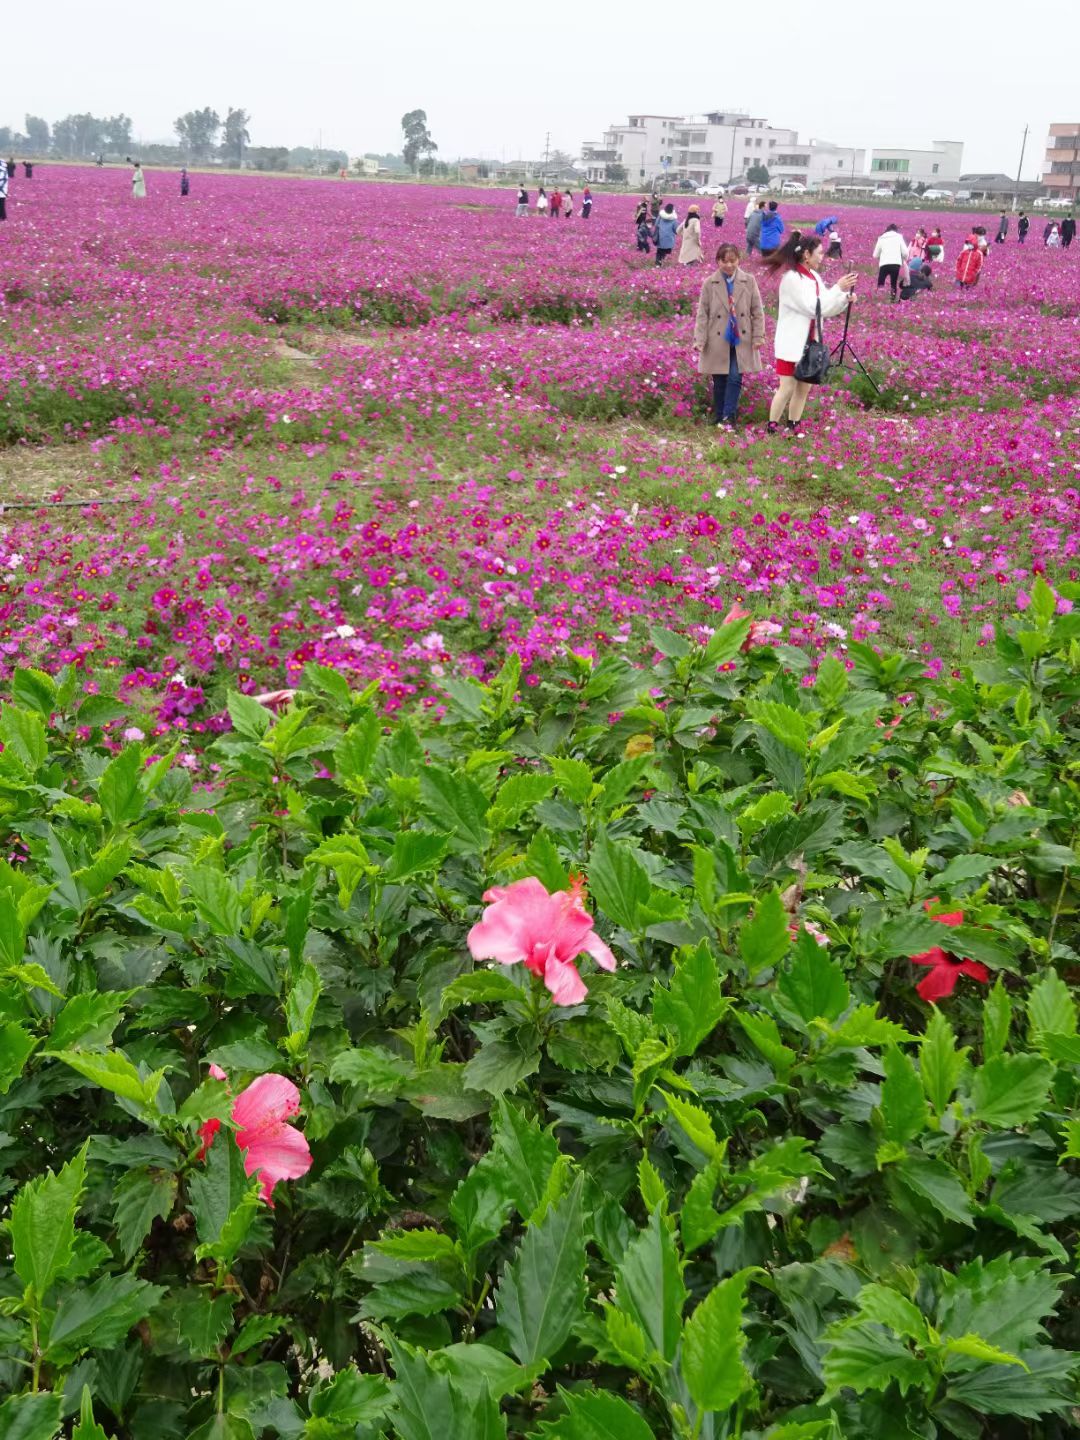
[1046,196,1073,209]
[728,185,750,195]
[871,187,894,198]
[677,177,696,192]
[695,184,724,197]
[921,189,954,202]
[780,180,806,194]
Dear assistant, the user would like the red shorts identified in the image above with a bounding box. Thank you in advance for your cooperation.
[776,359,796,377]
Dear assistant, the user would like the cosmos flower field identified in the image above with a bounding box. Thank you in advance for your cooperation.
[1,166,1079,734]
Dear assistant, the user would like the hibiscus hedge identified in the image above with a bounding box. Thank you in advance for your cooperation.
[2,582,1080,1437]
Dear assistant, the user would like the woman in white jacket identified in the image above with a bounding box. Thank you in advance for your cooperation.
[762,231,857,434]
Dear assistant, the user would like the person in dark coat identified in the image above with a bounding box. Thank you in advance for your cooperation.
[1062,215,1077,249]
[994,212,1008,243]
[1017,212,1030,243]
[180,167,190,197]
[900,264,933,301]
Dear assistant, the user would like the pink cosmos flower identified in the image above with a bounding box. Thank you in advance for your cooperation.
[197,1066,312,1205]
[911,900,990,1003]
[467,875,616,1005]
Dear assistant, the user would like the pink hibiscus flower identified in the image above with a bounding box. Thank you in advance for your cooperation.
[723,600,782,650]
[911,900,990,1003]
[467,874,617,1005]
[197,1066,312,1205]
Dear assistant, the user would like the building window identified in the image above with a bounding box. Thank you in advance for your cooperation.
[932,163,939,174]
[871,158,910,173]
[755,138,763,148]
[769,140,776,148]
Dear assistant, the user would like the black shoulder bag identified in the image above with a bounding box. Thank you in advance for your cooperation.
[794,295,831,385]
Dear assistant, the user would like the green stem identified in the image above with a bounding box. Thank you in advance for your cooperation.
[30,1308,40,1394]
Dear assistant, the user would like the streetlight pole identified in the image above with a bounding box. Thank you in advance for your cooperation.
[1013,123,1029,212]
[728,124,737,185]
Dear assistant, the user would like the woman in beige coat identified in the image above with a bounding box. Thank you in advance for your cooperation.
[677,205,704,265]
[693,242,765,427]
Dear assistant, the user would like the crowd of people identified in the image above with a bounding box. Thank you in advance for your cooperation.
[515,185,594,219]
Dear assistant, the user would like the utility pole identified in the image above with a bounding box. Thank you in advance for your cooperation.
[1013,122,1029,211]
[543,131,550,180]
[728,123,737,185]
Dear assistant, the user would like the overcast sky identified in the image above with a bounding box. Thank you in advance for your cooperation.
[4,0,1075,177]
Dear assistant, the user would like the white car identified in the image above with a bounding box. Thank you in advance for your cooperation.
[780,181,806,194]
[871,187,894,198]
[922,189,954,201]
[695,185,724,197]
[1046,196,1074,209]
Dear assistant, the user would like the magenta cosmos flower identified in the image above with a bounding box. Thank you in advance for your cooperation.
[198,1065,312,1205]
[467,875,617,1005]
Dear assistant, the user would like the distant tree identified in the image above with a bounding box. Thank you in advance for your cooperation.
[288,146,347,172]
[914,181,928,195]
[24,115,50,152]
[548,149,573,172]
[0,126,11,151]
[894,178,913,194]
[401,110,437,172]
[100,115,133,152]
[174,108,221,161]
[417,156,435,177]
[605,163,628,184]
[52,113,105,158]
[222,108,251,167]
[247,146,289,172]
[747,163,770,185]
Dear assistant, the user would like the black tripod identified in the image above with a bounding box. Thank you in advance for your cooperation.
[830,297,880,394]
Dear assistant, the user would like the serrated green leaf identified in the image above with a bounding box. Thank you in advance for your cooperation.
[681,1269,754,1413]
[971,1054,1054,1129]
[736,1010,795,1080]
[879,1046,928,1146]
[738,888,790,978]
[73,1385,113,1440]
[45,990,131,1054]
[898,1157,974,1227]
[982,976,1012,1061]
[920,1008,965,1116]
[1028,970,1077,1044]
[776,930,849,1028]
[0,1020,37,1094]
[383,830,450,882]
[48,1275,165,1356]
[661,1091,723,1159]
[439,970,522,1018]
[749,700,809,756]
[535,1387,657,1439]
[11,1142,88,1297]
[614,1208,686,1364]
[587,833,651,932]
[97,744,144,826]
[942,1334,1026,1369]
[174,1292,236,1358]
[653,942,728,1057]
[188,1130,255,1247]
[419,766,491,852]
[492,1098,560,1219]
[112,1167,177,1262]
[496,1176,586,1368]
[523,831,571,894]
[462,1038,541,1097]
[823,1322,926,1399]
[0,1391,63,1440]
[853,1282,929,1343]
[55,1049,164,1108]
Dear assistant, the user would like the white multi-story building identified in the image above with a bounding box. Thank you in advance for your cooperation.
[581,110,865,191]
[580,114,683,184]
[868,140,964,187]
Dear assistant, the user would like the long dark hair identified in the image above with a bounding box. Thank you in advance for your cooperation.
[761,229,821,274]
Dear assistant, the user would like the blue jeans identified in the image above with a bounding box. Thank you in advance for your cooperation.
[712,347,742,422]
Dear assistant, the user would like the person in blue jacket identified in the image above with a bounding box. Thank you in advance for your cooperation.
[759,201,785,256]
[814,215,838,237]
[653,202,679,266]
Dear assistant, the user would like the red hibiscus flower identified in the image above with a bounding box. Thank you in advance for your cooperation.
[911,900,990,1003]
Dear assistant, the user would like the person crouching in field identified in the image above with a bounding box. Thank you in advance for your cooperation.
[955,241,983,288]
[694,242,765,428]
[636,212,652,254]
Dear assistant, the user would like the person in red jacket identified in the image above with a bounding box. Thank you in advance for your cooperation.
[955,243,983,289]
[549,188,562,221]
